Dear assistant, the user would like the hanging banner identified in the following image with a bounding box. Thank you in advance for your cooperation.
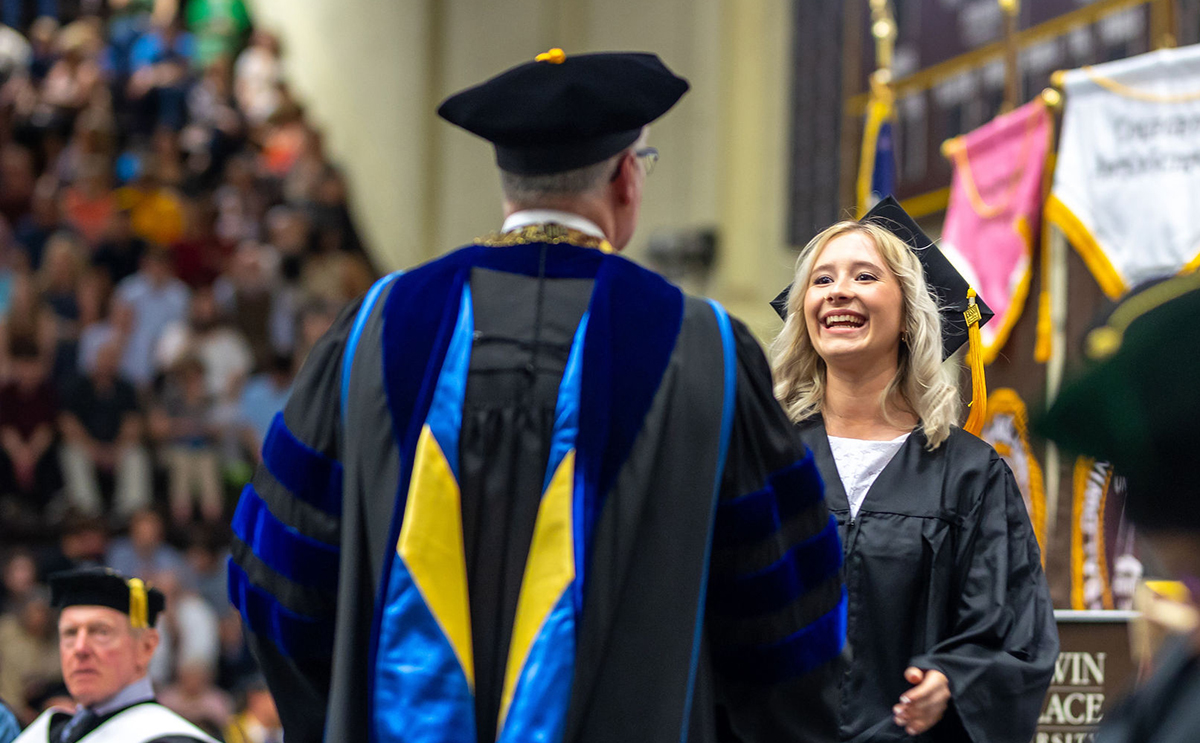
[1070,458,1143,612]
[980,388,1047,554]
[1048,44,1200,300]
[940,99,1053,364]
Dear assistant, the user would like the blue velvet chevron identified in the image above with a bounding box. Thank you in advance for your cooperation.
[713,588,848,684]
[712,453,826,549]
[260,412,342,516]
[231,484,340,594]
[707,515,842,618]
[227,560,334,659]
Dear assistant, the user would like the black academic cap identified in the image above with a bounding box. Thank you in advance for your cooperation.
[437,49,689,175]
[1038,273,1200,530]
[49,567,166,628]
[770,196,994,361]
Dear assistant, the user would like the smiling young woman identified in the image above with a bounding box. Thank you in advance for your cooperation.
[768,200,1058,743]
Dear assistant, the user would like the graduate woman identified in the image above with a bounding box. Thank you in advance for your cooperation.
[769,197,1057,742]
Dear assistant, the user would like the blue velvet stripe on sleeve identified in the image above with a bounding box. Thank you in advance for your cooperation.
[712,588,848,684]
[227,559,335,659]
[261,411,343,516]
[231,484,341,595]
[713,452,825,549]
[708,515,842,618]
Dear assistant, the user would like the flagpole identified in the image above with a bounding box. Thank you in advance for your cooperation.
[999,0,1021,112]
[856,0,897,217]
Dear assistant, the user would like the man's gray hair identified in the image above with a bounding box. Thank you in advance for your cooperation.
[500,154,620,204]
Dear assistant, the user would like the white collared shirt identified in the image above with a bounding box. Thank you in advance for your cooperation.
[501,209,606,239]
[88,675,156,718]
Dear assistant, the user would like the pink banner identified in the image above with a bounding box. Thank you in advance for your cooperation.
[941,99,1053,363]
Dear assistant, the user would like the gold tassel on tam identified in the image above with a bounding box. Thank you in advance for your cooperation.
[128,578,149,629]
[962,288,988,436]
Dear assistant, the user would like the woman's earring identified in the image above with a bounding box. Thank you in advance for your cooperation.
[900,330,909,344]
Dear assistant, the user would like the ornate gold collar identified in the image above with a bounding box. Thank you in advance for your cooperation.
[475,223,614,253]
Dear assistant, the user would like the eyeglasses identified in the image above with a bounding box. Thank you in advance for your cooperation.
[611,146,660,182]
[635,147,659,176]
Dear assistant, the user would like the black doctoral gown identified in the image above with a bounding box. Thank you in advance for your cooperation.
[230,233,844,743]
[797,417,1058,743]
[1096,634,1200,743]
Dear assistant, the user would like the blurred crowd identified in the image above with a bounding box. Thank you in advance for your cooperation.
[0,1,377,740]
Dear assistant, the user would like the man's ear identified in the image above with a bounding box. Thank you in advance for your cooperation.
[135,627,160,668]
[610,152,637,206]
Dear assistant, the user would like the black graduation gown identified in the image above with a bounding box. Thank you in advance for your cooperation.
[797,417,1058,743]
[1095,634,1200,743]
[230,235,844,743]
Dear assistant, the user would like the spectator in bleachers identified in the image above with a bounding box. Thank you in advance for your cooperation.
[0,144,37,224]
[0,20,31,81]
[156,283,250,401]
[183,57,242,188]
[0,273,57,380]
[90,204,145,284]
[232,30,277,130]
[236,351,289,462]
[13,176,60,270]
[222,676,281,743]
[148,567,219,689]
[58,338,150,517]
[105,507,185,578]
[149,355,222,525]
[183,523,228,616]
[213,154,263,246]
[75,288,127,377]
[0,336,60,517]
[158,659,233,737]
[0,589,61,725]
[117,156,185,246]
[127,16,192,134]
[38,229,86,386]
[34,511,107,577]
[112,246,187,387]
[25,16,57,82]
[39,20,102,122]
[171,193,231,287]
[1,548,38,613]
[214,241,279,370]
[60,155,115,245]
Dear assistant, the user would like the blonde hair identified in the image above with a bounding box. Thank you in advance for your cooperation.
[769,220,960,449]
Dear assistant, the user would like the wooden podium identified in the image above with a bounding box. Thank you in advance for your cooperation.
[1035,610,1139,743]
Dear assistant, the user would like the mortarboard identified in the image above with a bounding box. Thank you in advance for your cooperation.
[437,49,689,175]
[771,196,995,434]
[1038,272,1200,529]
[49,567,166,629]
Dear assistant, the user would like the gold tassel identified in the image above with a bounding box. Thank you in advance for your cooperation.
[962,288,988,436]
[128,578,149,629]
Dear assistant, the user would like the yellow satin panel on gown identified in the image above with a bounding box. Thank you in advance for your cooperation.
[498,449,577,729]
[397,424,475,689]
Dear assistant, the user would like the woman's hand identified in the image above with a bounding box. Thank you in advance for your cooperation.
[893,666,950,736]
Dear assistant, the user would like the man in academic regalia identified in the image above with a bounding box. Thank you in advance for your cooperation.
[1041,274,1200,743]
[14,568,217,743]
[228,49,845,743]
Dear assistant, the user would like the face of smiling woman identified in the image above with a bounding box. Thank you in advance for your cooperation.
[803,230,906,375]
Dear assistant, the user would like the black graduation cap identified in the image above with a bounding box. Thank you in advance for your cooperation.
[437,49,689,175]
[49,567,166,629]
[770,196,994,361]
[1039,273,1200,529]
